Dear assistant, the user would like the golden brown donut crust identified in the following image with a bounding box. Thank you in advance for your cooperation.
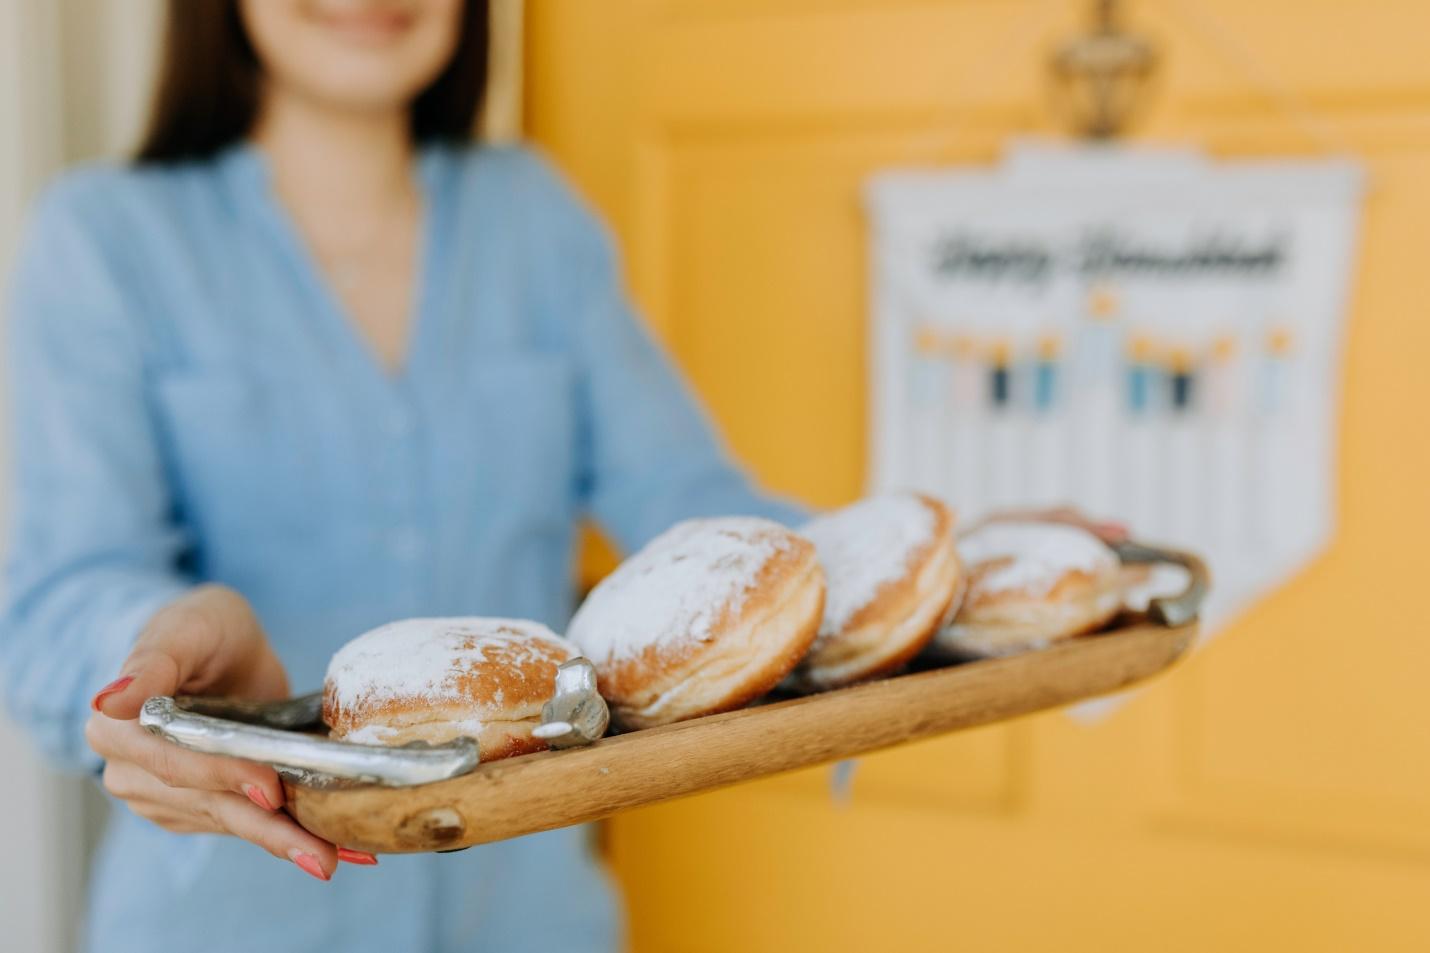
[323,619,576,760]
[938,548,1122,657]
[797,494,962,689]
[587,522,825,730]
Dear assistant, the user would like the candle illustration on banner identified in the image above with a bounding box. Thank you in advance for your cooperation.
[1028,333,1065,506]
[1205,334,1245,549]
[1170,349,1195,411]
[1033,335,1059,412]
[910,322,945,494]
[931,328,960,505]
[989,338,1012,407]
[1165,344,1199,544]
[1123,334,1161,537]
[949,334,982,510]
[985,338,1020,509]
[1074,285,1121,517]
[1126,336,1155,414]
[1254,325,1296,551]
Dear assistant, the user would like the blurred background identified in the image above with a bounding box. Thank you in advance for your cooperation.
[3,1,1428,951]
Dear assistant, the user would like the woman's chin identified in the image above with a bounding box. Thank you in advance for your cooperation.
[291,76,430,119]
[241,0,460,122]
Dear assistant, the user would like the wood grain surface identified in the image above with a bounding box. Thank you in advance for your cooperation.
[285,621,1195,853]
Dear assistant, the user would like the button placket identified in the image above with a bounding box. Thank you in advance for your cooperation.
[382,405,413,439]
[389,524,423,561]
[377,394,425,566]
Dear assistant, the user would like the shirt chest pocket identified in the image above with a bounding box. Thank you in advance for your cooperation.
[152,373,335,547]
[446,355,580,533]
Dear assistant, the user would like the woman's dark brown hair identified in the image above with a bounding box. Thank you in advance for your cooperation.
[136,0,489,163]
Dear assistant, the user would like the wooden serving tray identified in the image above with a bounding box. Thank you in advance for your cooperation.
[284,620,1195,853]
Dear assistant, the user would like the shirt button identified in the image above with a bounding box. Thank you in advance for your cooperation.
[390,526,423,560]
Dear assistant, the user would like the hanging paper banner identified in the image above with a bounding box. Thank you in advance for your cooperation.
[866,143,1365,632]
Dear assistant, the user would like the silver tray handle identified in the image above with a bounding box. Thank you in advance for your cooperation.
[1111,540,1211,627]
[138,697,481,789]
[138,656,611,789]
[537,657,611,749]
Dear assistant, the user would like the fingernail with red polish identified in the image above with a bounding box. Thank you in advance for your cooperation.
[289,850,330,882]
[244,785,276,812]
[90,676,135,712]
[338,847,378,866]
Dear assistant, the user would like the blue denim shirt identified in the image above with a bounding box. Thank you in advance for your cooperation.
[2,142,803,953]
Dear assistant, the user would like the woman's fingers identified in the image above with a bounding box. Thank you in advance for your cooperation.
[1089,521,1130,544]
[81,587,364,878]
[91,585,287,719]
[91,594,229,719]
[102,762,339,879]
[978,506,1130,544]
[87,715,286,812]
[204,790,339,879]
[90,640,185,720]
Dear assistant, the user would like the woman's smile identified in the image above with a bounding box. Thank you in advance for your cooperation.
[309,1,419,48]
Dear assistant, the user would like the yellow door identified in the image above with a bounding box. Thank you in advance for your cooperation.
[527,2,1430,950]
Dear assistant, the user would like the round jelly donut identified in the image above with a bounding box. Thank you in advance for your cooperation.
[323,617,580,760]
[934,521,1122,658]
[566,516,824,730]
[794,493,962,690]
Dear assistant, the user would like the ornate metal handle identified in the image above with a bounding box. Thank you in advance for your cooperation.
[137,658,610,789]
[1111,540,1211,627]
[537,658,611,748]
[138,696,480,789]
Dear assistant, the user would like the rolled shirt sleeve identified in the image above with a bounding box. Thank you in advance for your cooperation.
[2,177,191,772]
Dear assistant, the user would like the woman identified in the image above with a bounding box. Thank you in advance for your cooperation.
[2,2,801,950]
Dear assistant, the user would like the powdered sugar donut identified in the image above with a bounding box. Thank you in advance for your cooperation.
[793,493,962,689]
[323,617,579,760]
[566,516,823,729]
[934,521,1121,658]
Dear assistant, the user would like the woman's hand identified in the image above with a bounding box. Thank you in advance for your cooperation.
[85,585,373,880]
[974,506,1130,545]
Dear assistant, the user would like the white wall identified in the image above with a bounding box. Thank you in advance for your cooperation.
[0,3,161,951]
[1,5,84,949]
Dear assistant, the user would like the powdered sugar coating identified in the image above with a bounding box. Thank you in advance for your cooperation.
[567,517,795,663]
[959,522,1117,596]
[802,494,939,637]
[342,723,400,745]
[325,617,576,714]
[342,717,487,746]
